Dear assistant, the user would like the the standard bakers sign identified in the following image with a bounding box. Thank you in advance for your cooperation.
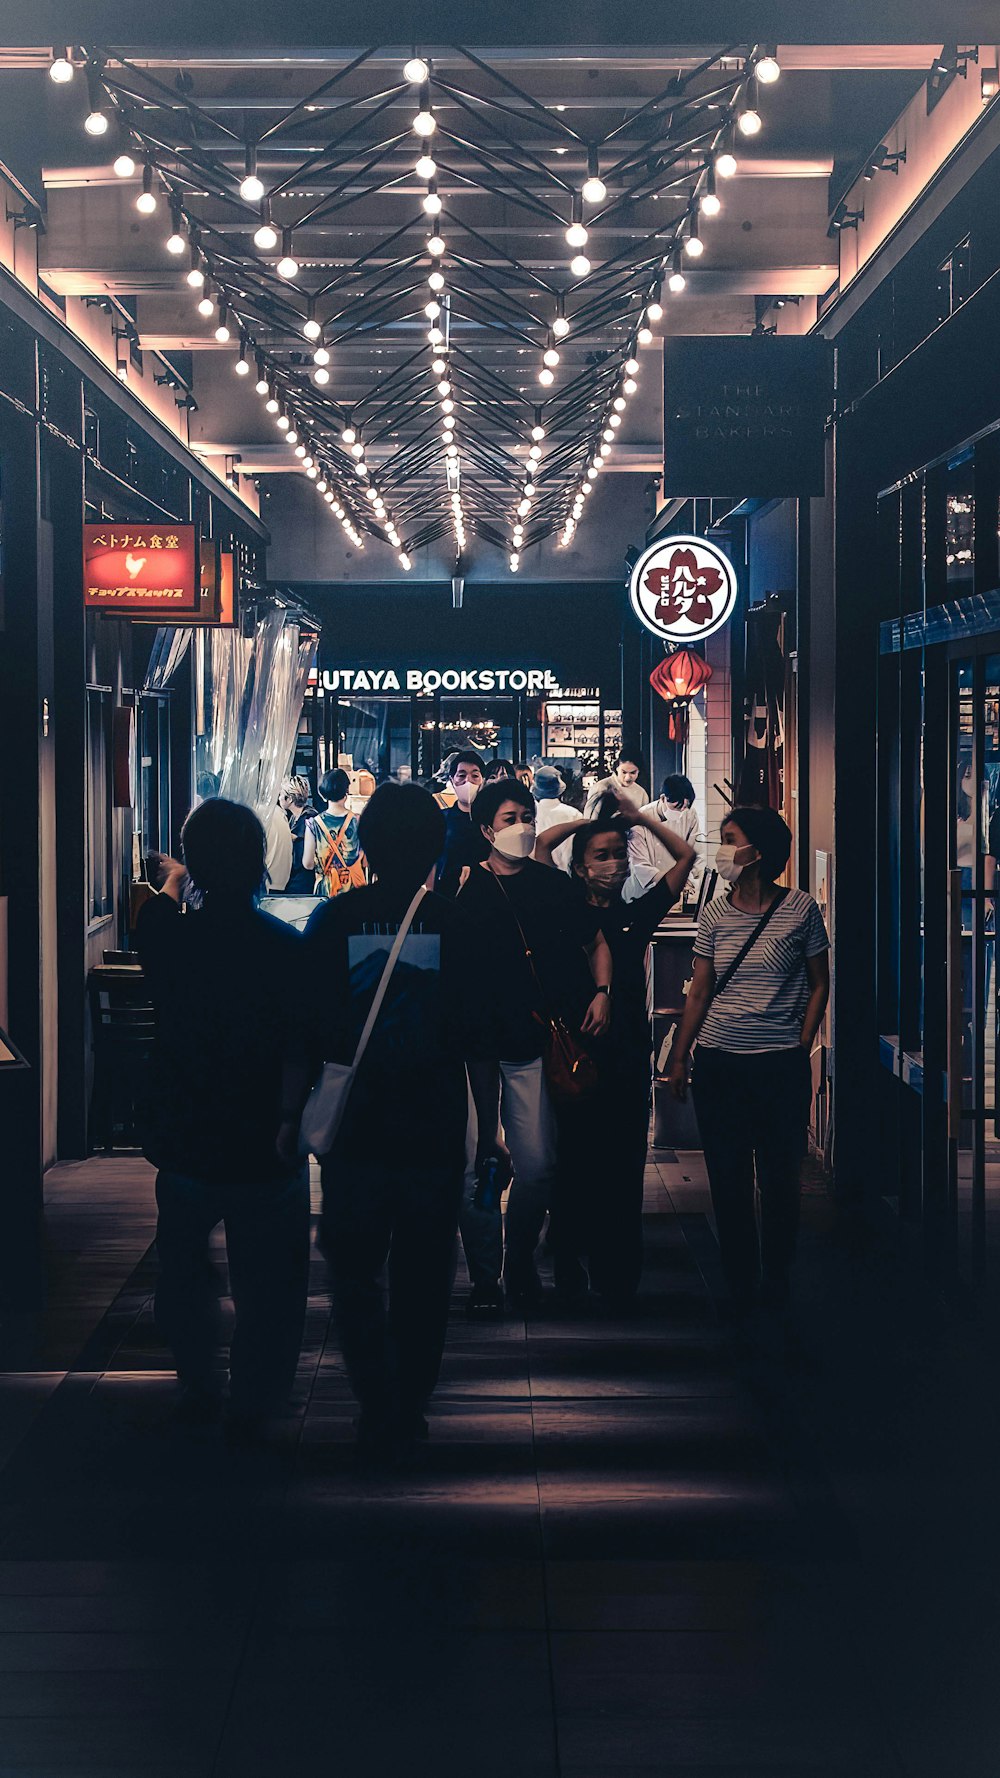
[320,666,562,694]
[628,535,738,643]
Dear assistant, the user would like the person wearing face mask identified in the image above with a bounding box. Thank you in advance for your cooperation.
[458,778,613,1312]
[584,748,649,821]
[627,773,703,903]
[667,807,830,1320]
[435,750,488,897]
[535,790,696,1307]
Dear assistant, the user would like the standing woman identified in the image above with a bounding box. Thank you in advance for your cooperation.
[667,807,829,1317]
[535,792,696,1307]
[304,768,365,899]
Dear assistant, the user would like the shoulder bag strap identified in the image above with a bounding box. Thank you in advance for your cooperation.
[350,884,427,1070]
[711,888,789,1000]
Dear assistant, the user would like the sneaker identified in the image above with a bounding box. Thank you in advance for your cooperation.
[466,1281,505,1320]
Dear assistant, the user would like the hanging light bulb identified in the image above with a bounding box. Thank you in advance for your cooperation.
[415,154,438,183]
[265,388,280,413]
[136,164,158,215]
[566,221,588,249]
[425,301,441,320]
[165,202,186,255]
[276,229,299,279]
[538,366,554,386]
[254,201,278,251]
[342,427,357,444]
[404,56,429,83]
[646,286,664,321]
[288,431,300,447]
[314,366,331,386]
[276,409,290,430]
[84,64,109,135]
[113,152,135,177]
[432,356,447,375]
[543,344,560,368]
[239,145,264,205]
[637,325,653,345]
[427,233,446,256]
[613,395,627,412]
[531,422,545,441]
[441,397,455,414]
[755,47,781,84]
[187,247,205,289]
[570,254,591,278]
[623,377,637,395]
[313,346,330,366]
[609,411,622,427]
[413,85,436,137]
[700,167,721,217]
[737,76,762,136]
[437,379,452,397]
[214,305,231,343]
[351,441,365,458]
[668,258,687,294]
[302,312,322,342]
[428,325,444,344]
[552,313,570,340]
[197,291,214,317]
[235,347,250,375]
[255,360,269,394]
[582,147,606,205]
[423,182,442,216]
[428,270,445,293]
[684,217,704,258]
[716,142,738,178]
[49,49,74,83]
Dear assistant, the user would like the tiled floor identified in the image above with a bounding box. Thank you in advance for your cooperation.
[0,1150,997,1773]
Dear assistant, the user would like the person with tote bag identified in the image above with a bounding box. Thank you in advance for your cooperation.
[667,807,830,1320]
[281,783,494,1463]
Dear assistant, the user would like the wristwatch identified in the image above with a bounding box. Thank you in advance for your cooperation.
[594,984,611,998]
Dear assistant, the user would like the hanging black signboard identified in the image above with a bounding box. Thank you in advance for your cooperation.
[663,335,833,499]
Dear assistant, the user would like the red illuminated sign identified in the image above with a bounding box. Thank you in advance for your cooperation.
[83,524,199,612]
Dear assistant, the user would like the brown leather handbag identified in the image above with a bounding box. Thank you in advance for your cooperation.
[491,872,600,1104]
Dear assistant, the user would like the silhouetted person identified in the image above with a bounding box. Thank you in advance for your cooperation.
[288,783,495,1461]
[435,750,488,896]
[136,798,310,1438]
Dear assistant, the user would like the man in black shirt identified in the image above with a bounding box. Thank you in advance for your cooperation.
[457,778,612,1312]
[136,799,310,1435]
[435,750,488,896]
[289,783,495,1456]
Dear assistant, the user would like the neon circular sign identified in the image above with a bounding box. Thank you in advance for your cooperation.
[628,534,739,643]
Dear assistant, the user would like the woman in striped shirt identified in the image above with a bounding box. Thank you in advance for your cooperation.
[668,807,829,1318]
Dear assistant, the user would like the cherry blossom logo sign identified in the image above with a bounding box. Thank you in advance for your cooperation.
[628,535,738,643]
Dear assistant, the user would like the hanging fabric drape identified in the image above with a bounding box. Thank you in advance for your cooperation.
[199,626,254,796]
[217,610,317,825]
[141,626,192,694]
[737,599,785,809]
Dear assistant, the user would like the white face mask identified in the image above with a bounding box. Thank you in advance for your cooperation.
[715,844,745,884]
[490,823,535,861]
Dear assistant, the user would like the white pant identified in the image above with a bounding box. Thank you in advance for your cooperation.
[461,1058,558,1285]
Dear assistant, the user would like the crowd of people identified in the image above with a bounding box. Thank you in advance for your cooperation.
[138,747,829,1463]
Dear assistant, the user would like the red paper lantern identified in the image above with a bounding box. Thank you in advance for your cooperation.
[649,648,713,742]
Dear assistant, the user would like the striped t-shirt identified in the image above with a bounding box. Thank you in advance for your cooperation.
[694,887,829,1054]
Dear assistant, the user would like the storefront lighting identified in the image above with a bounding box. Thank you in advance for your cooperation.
[423,184,443,216]
[314,366,331,385]
[276,230,299,279]
[84,65,109,135]
[314,346,330,366]
[136,164,158,215]
[755,48,781,84]
[570,253,591,278]
[113,153,136,177]
[49,49,75,83]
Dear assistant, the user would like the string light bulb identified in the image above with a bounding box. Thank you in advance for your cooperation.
[214,307,231,343]
[413,85,436,137]
[582,147,606,204]
[49,49,74,83]
[276,230,299,279]
[716,143,738,178]
[113,153,135,177]
[314,366,330,385]
[552,314,570,339]
[165,204,186,255]
[235,348,250,375]
[186,242,205,288]
[303,312,322,342]
[684,218,704,258]
[738,77,762,136]
[538,366,554,386]
[404,57,429,83]
[313,346,330,366]
[427,233,446,256]
[423,182,442,216]
[566,221,588,249]
[646,288,664,321]
[570,253,591,278]
[755,48,781,84]
[254,203,278,251]
[700,168,721,217]
[197,292,214,317]
[136,164,158,215]
[84,64,108,135]
[415,153,437,180]
[428,270,445,292]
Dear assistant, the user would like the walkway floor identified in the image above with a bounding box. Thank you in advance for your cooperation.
[0,1150,997,1776]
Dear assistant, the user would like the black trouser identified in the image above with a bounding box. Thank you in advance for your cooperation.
[555,1049,651,1302]
[320,1160,463,1420]
[690,1045,811,1308]
[155,1167,311,1417]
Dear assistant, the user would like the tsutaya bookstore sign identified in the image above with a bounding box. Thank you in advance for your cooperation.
[320,666,563,695]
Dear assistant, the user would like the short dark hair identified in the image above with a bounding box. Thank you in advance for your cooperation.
[570,815,628,873]
[357,782,445,882]
[319,767,350,803]
[662,773,696,806]
[725,805,792,882]
[617,746,642,770]
[448,750,485,779]
[483,757,517,782]
[476,777,534,833]
[181,797,265,900]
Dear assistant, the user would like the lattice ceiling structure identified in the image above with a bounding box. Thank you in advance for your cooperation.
[53,44,784,570]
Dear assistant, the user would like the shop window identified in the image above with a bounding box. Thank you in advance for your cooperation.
[139,694,171,858]
[86,686,113,922]
[936,235,972,325]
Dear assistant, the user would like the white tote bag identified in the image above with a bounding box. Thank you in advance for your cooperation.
[299,884,427,1159]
